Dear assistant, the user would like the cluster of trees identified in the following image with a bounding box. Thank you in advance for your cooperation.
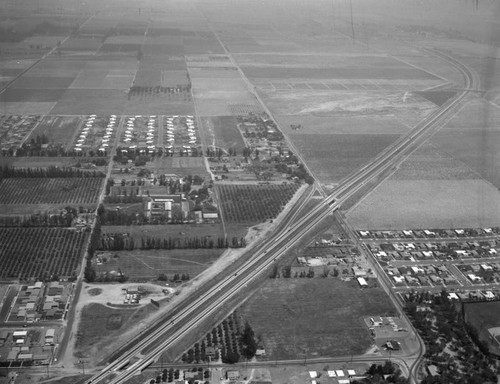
[404,290,498,384]
[148,368,208,384]
[97,232,246,251]
[104,195,144,204]
[0,207,80,227]
[158,273,190,282]
[217,183,300,223]
[182,312,259,365]
[351,361,408,384]
[0,165,104,180]
[138,236,246,250]
[128,84,192,98]
[239,114,284,142]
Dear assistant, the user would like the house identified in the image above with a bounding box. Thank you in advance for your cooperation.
[255,348,266,357]
[427,365,440,377]
[45,329,55,340]
[226,371,240,381]
[468,274,481,282]
[357,277,368,287]
[203,212,218,221]
[370,317,383,326]
[393,276,405,284]
[483,291,495,300]
[448,293,459,301]
[353,267,367,277]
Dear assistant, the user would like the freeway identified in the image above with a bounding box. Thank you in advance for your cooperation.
[85,49,475,384]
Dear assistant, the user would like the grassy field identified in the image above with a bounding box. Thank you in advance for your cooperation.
[101,223,225,242]
[202,116,246,152]
[464,301,500,356]
[240,278,396,359]
[151,156,209,177]
[346,179,500,230]
[289,133,400,183]
[94,248,224,280]
[74,303,157,361]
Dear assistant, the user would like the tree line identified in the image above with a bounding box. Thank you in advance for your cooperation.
[0,165,105,180]
[97,233,246,251]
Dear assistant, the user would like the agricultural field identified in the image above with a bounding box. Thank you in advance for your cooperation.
[93,248,224,280]
[464,301,500,356]
[58,36,103,52]
[0,177,103,205]
[216,183,300,224]
[240,279,396,359]
[288,133,400,183]
[0,227,87,279]
[346,179,500,230]
[430,98,500,188]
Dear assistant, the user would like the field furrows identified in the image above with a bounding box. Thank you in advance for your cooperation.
[0,227,87,279]
[0,178,103,205]
[216,183,300,223]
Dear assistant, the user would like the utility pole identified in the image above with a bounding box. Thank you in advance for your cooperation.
[79,359,85,375]
[349,0,355,42]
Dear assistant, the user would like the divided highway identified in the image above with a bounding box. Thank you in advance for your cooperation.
[86,49,475,384]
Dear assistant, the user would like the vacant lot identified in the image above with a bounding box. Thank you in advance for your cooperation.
[202,116,246,151]
[29,115,82,145]
[240,279,396,359]
[347,179,500,229]
[94,248,224,280]
[74,302,157,361]
[276,114,411,135]
[258,90,436,119]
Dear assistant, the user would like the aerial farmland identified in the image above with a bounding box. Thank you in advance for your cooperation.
[0,0,499,383]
